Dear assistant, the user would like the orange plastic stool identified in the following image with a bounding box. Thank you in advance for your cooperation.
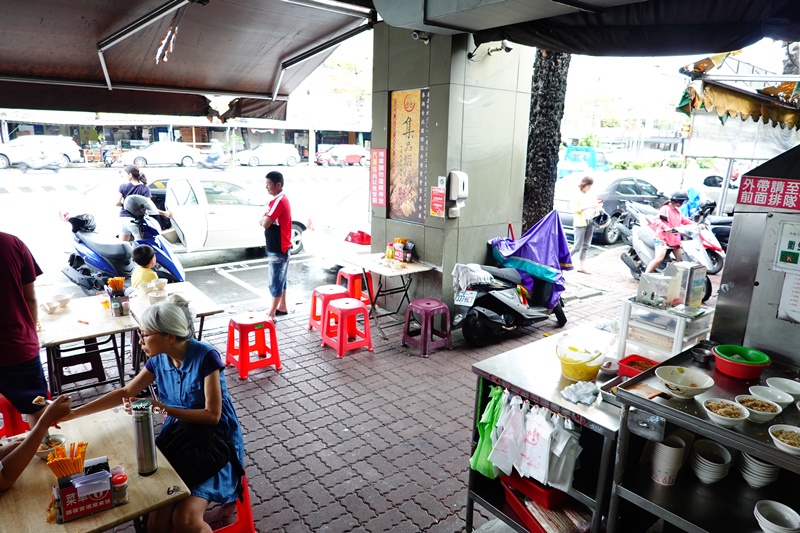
[308,284,349,333]
[321,298,373,358]
[226,314,281,380]
[336,267,374,306]
[0,394,29,438]
[214,473,255,533]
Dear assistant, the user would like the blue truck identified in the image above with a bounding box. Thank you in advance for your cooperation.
[557,146,611,180]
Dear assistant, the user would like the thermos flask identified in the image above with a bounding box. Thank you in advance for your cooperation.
[131,399,158,476]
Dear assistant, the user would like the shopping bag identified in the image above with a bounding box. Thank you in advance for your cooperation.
[470,386,504,479]
[516,406,555,484]
[488,396,528,475]
[547,417,582,492]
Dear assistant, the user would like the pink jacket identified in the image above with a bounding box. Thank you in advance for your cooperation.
[652,204,693,247]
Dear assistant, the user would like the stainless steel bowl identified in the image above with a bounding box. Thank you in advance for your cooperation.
[692,347,714,364]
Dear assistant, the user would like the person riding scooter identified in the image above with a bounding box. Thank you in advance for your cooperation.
[645,191,696,273]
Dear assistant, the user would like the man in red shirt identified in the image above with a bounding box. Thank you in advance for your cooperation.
[0,232,49,428]
[260,171,292,320]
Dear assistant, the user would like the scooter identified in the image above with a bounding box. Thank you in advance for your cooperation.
[692,199,733,253]
[619,202,712,301]
[452,264,567,347]
[196,154,227,170]
[62,195,185,295]
[102,149,115,167]
[18,152,61,173]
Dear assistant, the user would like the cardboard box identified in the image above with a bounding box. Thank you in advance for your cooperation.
[665,262,707,308]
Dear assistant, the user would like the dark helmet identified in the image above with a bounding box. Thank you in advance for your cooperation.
[68,214,96,233]
[670,190,689,203]
[593,208,610,229]
[123,194,157,218]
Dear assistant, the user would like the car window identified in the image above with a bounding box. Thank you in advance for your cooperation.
[169,179,198,206]
[616,179,638,195]
[203,181,262,206]
[637,180,659,196]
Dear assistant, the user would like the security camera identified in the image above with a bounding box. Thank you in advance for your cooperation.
[501,39,513,53]
[410,30,430,44]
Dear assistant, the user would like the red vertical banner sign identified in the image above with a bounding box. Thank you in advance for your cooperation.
[369,148,387,207]
[389,88,430,222]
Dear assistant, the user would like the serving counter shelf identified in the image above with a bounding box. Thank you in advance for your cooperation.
[467,326,621,533]
[607,348,800,533]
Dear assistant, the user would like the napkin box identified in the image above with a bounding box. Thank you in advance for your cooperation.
[56,456,113,523]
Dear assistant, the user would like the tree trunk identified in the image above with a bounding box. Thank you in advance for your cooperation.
[522,49,571,232]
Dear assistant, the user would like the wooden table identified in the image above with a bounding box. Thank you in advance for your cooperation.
[38,296,138,395]
[0,408,189,533]
[341,253,435,338]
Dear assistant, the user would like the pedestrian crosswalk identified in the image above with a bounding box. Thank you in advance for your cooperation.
[0,184,81,194]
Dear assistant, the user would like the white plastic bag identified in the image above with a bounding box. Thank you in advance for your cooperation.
[547,417,582,492]
[488,396,528,475]
[516,406,555,484]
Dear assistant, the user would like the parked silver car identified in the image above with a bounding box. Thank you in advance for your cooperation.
[235,143,300,167]
[0,135,81,169]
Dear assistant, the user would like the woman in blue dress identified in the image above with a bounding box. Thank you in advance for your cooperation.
[65,294,244,533]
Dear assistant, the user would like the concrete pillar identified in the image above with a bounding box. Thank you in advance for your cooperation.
[370,23,534,308]
[0,120,8,143]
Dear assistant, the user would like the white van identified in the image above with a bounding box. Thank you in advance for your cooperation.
[0,135,82,169]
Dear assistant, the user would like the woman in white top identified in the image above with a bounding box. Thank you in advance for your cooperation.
[569,175,600,274]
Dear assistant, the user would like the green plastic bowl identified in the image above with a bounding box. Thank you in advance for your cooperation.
[712,345,771,365]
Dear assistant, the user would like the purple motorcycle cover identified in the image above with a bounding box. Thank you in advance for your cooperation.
[489,210,573,309]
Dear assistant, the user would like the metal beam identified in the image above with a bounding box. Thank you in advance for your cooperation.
[281,0,374,18]
[698,74,800,83]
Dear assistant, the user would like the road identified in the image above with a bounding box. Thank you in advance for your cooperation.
[2,163,370,307]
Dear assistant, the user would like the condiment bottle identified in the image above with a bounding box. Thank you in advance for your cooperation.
[121,301,130,316]
[111,301,121,317]
[112,474,129,505]
[131,400,158,476]
[385,242,394,259]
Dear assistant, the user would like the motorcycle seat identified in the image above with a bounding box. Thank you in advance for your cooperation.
[480,265,522,285]
[706,216,732,226]
[78,231,132,260]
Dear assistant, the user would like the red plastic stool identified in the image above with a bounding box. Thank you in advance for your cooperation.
[401,298,452,357]
[321,298,373,358]
[213,473,255,533]
[336,267,374,306]
[0,394,30,438]
[226,314,281,380]
[308,284,349,333]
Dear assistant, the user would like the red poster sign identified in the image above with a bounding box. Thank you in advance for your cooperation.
[370,148,387,207]
[738,176,800,211]
[430,186,445,218]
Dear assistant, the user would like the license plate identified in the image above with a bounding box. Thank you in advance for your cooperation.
[454,290,477,307]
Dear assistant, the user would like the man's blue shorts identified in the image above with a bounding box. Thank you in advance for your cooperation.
[0,356,48,415]
[267,251,290,297]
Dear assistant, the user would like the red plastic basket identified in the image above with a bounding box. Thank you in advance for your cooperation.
[499,470,568,511]
[501,479,547,533]
[618,354,659,378]
[713,350,769,379]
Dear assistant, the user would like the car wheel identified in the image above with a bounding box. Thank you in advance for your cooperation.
[289,223,304,255]
[133,157,147,167]
[57,154,70,168]
[598,215,620,244]
[359,157,367,166]
[181,156,194,167]
[286,156,298,167]
[0,155,10,169]
[248,157,259,167]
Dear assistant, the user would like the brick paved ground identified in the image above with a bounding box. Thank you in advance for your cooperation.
[85,245,720,532]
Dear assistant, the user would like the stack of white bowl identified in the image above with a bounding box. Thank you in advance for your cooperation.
[689,439,731,484]
[651,435,685,486]
[740,452,781,488]
[754,500,800,533]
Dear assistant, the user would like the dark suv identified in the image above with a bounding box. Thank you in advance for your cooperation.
[554,171,667,244]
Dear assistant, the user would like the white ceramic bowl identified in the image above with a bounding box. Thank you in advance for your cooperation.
[750,386,794,410]
[702,398,748,428]
[735,395,783,424]
[769,425,800,456]
[766,378,800,401]
[40,302,59,314]
[155,278,168,290]
[51,293,72,308]
[754,500,800,532]
[35,434,66,460]
[655,366,714,399]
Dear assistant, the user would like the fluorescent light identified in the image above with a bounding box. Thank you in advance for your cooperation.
[282,0,374,18]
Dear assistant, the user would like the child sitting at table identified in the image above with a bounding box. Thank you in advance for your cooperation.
[131,244,158,289]
[0,395,72,492]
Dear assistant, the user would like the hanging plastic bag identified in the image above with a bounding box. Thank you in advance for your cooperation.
[516,406,555,484]
[488,396,529,475]
[491,390,513,450]
[470,386,504,479]
[547,417,583,492]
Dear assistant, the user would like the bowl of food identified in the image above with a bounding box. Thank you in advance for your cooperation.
[702,398,748,428]
[766,378,800,401]
[35,434,66,460]
[555,335,608,381]
[769,425,800,456]
[618,354,659,378]
[750,386,795,410]
[754,500,800,533]
[655,366,714,399]
[735,395,782,424]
